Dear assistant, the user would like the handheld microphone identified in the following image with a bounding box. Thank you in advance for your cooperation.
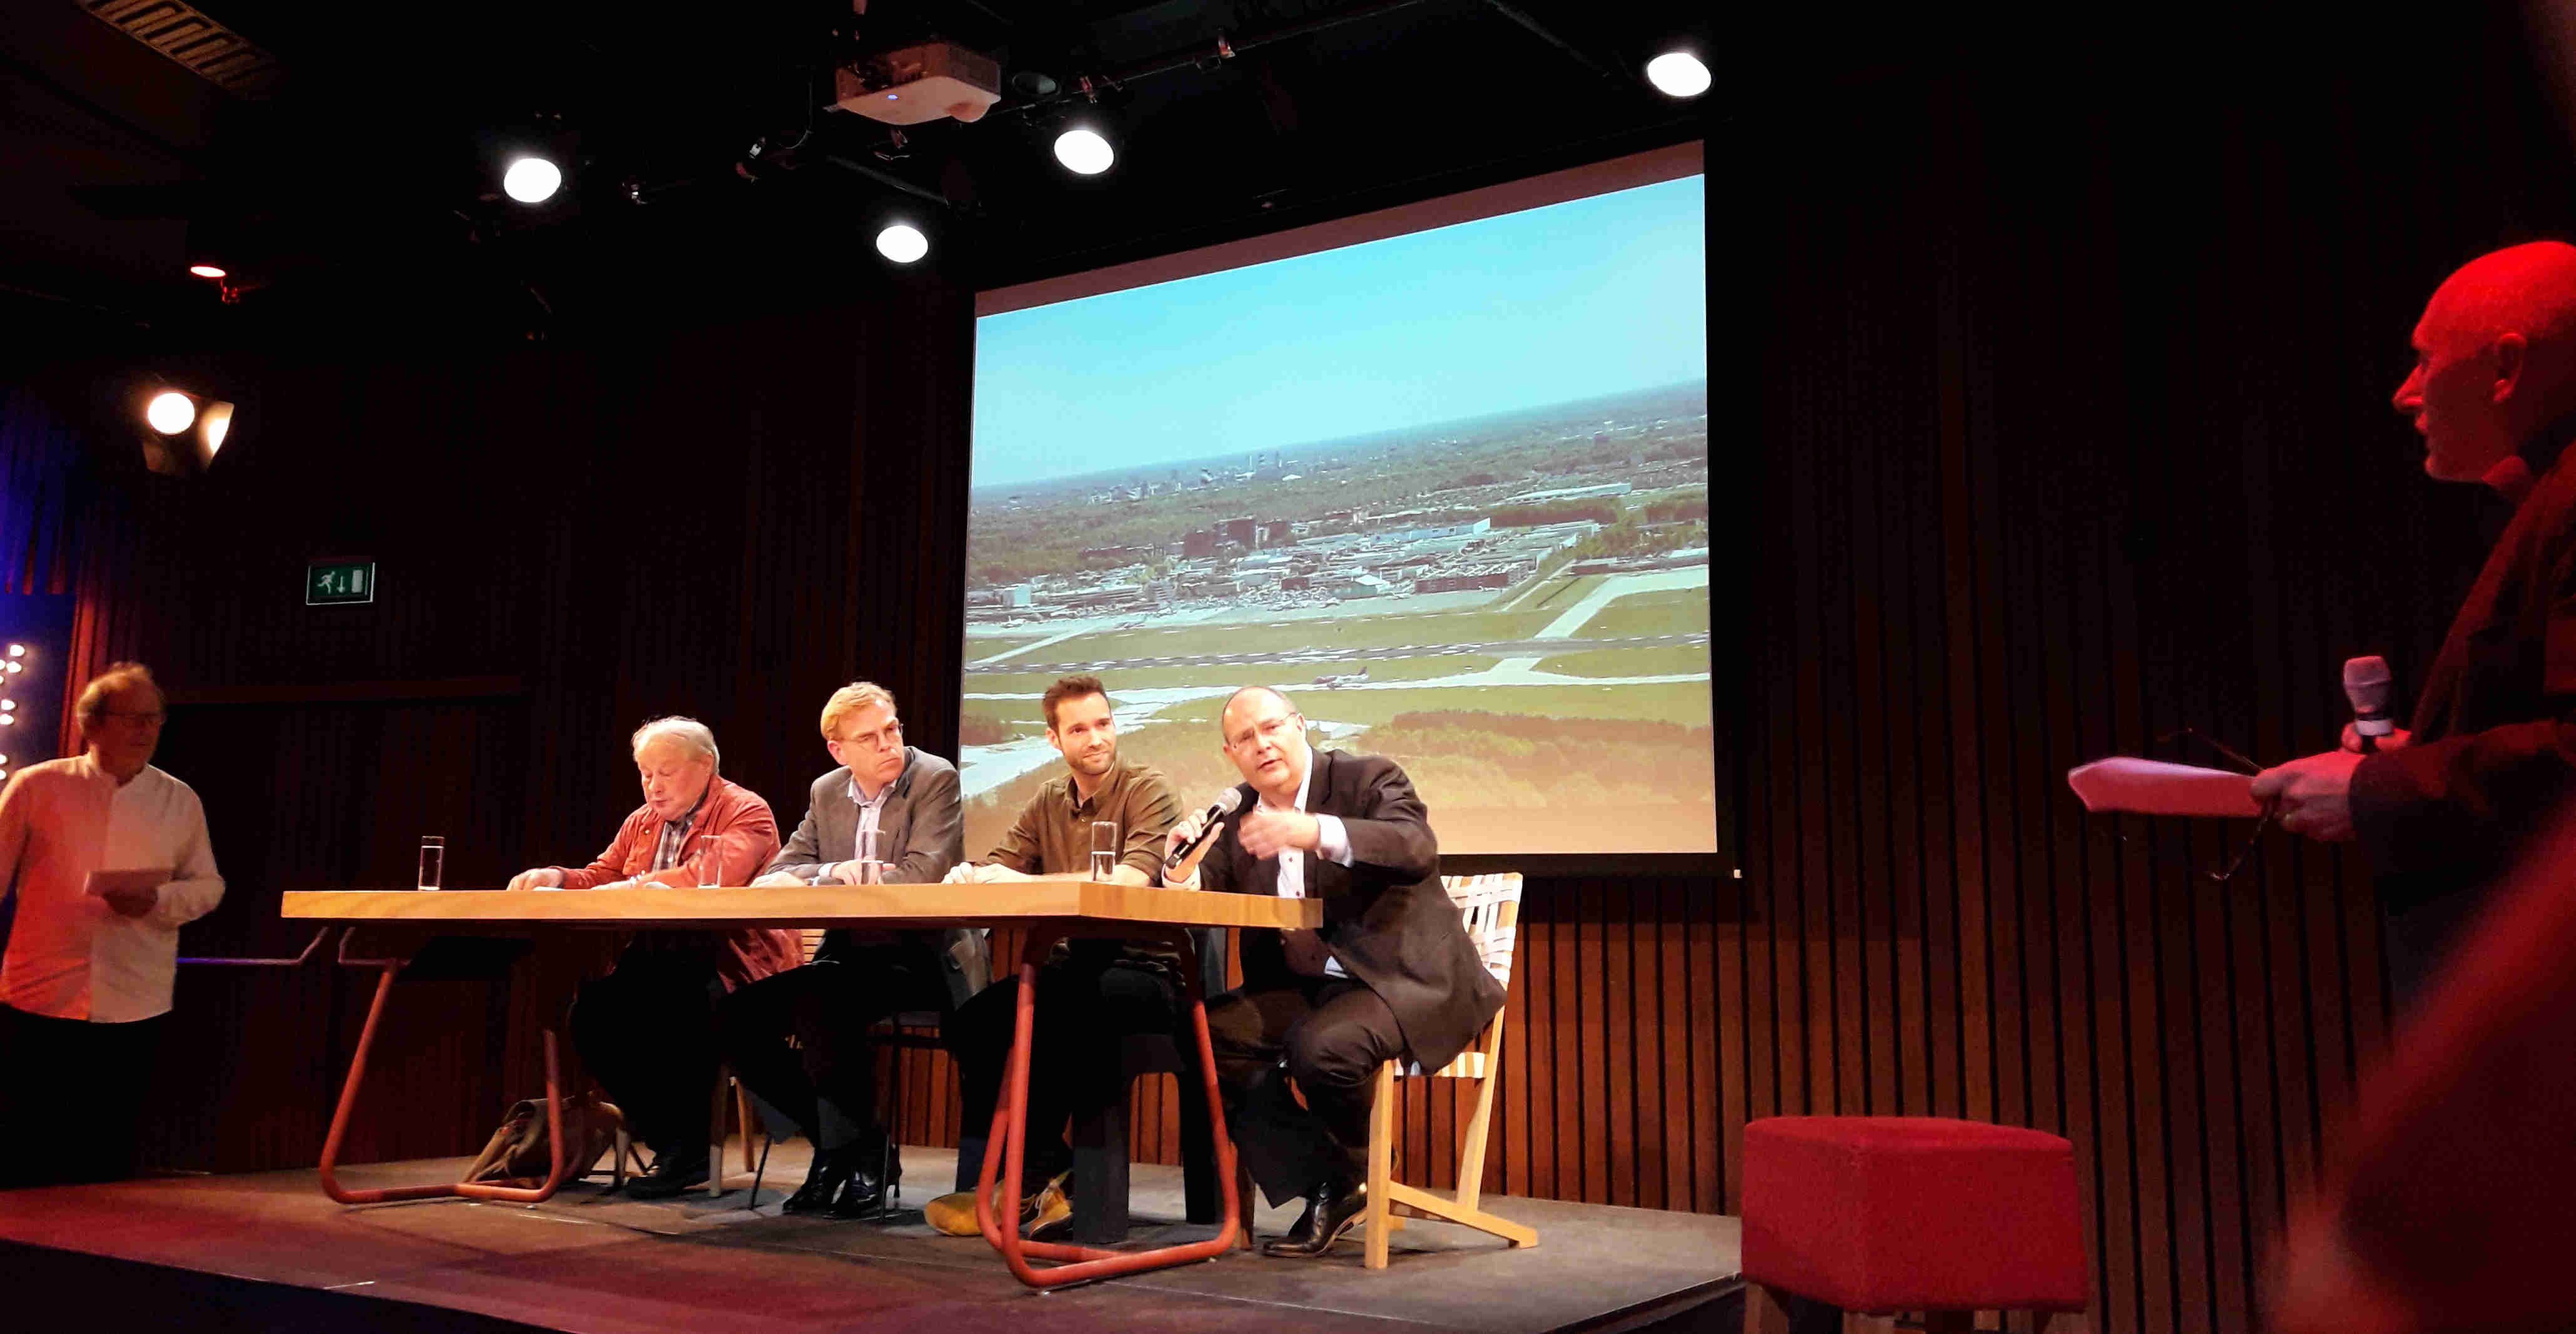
[1165,788,1244,878]
[2344,655,2394,753]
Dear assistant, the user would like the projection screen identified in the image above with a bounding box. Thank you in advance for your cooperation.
[962,152,1709,856]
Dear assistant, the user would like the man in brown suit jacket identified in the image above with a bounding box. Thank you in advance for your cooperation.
[1163,685,1503,1258]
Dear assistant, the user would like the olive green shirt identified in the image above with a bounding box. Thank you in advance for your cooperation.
[984,756,1184,968]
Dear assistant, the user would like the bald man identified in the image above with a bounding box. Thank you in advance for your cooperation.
[1160,686,1503,1258]
[2257,240,2576,1001]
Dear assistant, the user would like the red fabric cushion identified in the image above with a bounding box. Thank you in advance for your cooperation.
[1740,1116,2087,1313]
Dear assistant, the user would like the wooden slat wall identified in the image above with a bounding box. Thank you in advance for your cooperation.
[23,19,2576,1331]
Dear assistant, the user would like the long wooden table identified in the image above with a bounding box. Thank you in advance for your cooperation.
[280,883,1321,1288]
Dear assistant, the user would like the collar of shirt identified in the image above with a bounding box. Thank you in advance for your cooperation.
[1259,755,1314,817]
[652,783,713,871]
[846,768,897,810]
[1064,757,1131,820]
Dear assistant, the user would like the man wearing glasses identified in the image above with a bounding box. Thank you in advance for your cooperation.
[717,681,973,1217]
[0,662,223,1186]
[1160,685,1503,1258]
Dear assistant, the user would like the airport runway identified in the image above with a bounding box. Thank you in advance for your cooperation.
[967,631,1708,676]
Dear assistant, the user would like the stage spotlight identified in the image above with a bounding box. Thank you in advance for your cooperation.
[1644,51,1710,98]
[4,662,19,675]
[188,263,227,279]
[503,156,563,203]
[1054,126,1114,175]
[146,391,196,435]
[3,701,18,711]
[8,644,23,657]
[200,401,233,454]
[876,223,929,263]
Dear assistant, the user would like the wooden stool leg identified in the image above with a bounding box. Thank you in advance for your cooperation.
[1744,1281,1797,1334]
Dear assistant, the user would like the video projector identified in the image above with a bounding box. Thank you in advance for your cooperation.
[832,41,1001,126]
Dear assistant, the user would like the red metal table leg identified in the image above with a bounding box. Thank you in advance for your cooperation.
[976,920,1242,1287]
[317,961,575,1205]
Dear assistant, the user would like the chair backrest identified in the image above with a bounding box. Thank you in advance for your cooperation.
[799,928,826,964]
[1439,873,1522,985]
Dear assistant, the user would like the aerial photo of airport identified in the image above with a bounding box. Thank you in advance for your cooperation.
[960,377,1713,855]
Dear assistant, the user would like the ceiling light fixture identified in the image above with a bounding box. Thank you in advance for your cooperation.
[145,391,196,435]
[503,156,564,203]
[1644,51,1710,98]
[876,223,929,263]
[1054,126,1115,175]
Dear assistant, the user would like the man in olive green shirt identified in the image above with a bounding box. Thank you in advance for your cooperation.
[930,675,1185,1234]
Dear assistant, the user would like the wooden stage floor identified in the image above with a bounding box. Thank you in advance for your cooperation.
[0,1143,1740,1334]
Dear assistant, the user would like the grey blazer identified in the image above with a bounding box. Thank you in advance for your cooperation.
[765,747,984,1008]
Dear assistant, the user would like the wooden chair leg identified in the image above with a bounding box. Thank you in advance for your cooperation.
[735,1085,755,1170]
[1362,1060,1397,1270]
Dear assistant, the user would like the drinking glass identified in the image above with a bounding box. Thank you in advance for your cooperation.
[697,845,722,888]
[1090,821,1118,882]
[856,827,885,885]
[417,836,444,892]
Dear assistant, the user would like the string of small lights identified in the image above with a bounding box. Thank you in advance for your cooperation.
[0,641,31,783]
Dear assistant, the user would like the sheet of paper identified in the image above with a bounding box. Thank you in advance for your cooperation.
[2066,757,2263,819]
[84,867,171,897]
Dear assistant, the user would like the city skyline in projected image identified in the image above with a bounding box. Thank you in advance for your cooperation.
[963,174,1710,857]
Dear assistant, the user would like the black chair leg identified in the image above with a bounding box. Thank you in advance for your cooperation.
[1069,1085,1133,1244]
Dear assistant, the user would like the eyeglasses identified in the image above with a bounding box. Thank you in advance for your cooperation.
[1225,713,1303,750]
[841,719,904,751]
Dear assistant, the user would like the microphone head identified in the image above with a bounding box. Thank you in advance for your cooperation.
[2343,654,2392,714]
[1212,788,1244,815]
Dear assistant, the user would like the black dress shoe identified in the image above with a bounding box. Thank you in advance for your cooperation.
[1261,1178,1368,1258]
[626,1149,710,1200]
[781,1148,857,1215]
[827,1151,898,1219]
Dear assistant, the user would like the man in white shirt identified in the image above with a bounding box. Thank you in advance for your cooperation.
[0,662,223,1186]
[1160,686,1501,1258]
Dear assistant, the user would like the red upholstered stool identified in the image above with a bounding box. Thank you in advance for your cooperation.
[1741,1117,2087,1333]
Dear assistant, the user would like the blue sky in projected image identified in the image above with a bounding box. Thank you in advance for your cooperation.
[973,175,1705,489]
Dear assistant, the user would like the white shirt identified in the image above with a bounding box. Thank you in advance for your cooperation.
[0,755,225,1022]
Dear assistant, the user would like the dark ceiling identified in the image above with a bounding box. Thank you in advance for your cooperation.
[0,0,1713,348]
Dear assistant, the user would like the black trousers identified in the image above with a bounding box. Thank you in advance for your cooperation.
[0,1004,165,1188]
[715,950,946,1153]
[1205,976,1406,1207]
[945,958,1185,1187]
[568,946,723,1156]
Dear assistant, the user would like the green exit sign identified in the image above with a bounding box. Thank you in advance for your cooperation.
[307,561,376,606]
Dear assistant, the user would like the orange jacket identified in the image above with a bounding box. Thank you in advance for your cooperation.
[553,775,798,989]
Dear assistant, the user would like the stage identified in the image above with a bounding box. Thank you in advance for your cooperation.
[0,1143,1740,1334]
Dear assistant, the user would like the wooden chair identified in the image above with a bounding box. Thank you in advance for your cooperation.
[1358,871,1538,1268]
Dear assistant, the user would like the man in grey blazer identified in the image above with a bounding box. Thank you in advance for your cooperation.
[715,681,978,1218]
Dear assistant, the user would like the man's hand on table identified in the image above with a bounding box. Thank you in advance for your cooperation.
[750,871,805,888]
[944,862,1030,883]
[505,868,563,892]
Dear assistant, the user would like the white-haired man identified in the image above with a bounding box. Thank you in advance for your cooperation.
[717,681,970,1218]
[0,661,223,1186]
[506,716,794,1198]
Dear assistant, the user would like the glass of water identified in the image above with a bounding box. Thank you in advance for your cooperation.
[1090,821,1118,882]
[696,845,722,888]
[418,836,444,892]
[856,827,885,885]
